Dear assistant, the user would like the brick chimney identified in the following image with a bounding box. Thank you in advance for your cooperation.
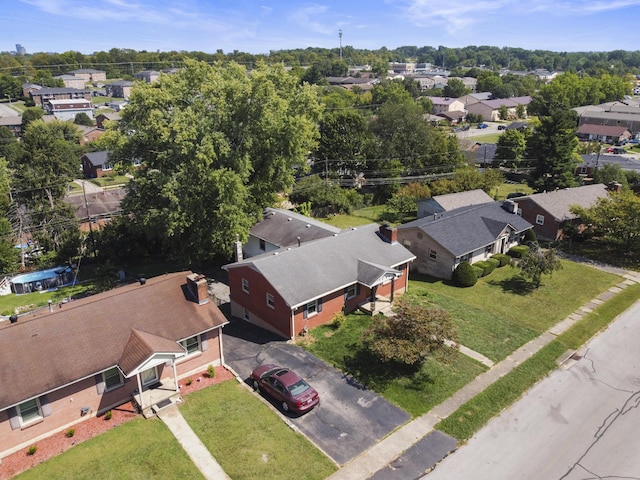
[379,223,398,244]
[186,273,209,305]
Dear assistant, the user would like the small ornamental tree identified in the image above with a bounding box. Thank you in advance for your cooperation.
[362,299,458,367]
[452,261,477,287]
[517,244,562,288]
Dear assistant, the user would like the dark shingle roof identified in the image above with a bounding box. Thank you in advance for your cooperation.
[82,150,109,167]
[250,208,341,248]
[226,223,415,307]
[398,201,532,257]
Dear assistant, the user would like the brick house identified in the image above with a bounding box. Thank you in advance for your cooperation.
[397,201,532,280]
[512,184,610,241]
[46,99,94,121]
[29,88,92,107]
[466,96,531,121]
[224,223,415,339]
[0,272,228,459]
[81,151,141,178]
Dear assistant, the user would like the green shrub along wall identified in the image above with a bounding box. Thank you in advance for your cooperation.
[491,253,511,266]
[453,261,478,287]
[508,245,530,258]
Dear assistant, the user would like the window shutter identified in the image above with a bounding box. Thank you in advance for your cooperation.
[356,284,360,296]
[343,288,348,301]
[95,374,105,394]
[8,407,20,430]
[41,395,52,417]
[318,298,323,313]
[201,334,208,352]
[303,304,308,319]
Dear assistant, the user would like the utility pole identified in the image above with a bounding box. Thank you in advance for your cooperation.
[82,181,96,256]
[339,29,343,60]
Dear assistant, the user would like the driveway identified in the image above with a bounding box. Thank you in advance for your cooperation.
[223,318,411,466]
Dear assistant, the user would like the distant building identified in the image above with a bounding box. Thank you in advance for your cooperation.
[15,44,26,56]
[46,99,94,121]
[68,69,107,83]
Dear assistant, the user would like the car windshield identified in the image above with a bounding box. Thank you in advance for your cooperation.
[287,379,311,396]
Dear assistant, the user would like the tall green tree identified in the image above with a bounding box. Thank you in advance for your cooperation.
[571,190,640,253]
[527,108,579,192]
[110,59,322,260]
[443,78,469,98]
[494,129,527,166]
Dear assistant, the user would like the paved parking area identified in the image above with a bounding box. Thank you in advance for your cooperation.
[223,319,411,466]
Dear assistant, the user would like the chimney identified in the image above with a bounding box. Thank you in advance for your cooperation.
[187,273,209,305]
[379,223,397,244]
[234,234,243,262]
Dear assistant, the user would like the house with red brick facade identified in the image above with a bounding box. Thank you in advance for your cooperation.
[224,223,415,339]
[0,272,227,460]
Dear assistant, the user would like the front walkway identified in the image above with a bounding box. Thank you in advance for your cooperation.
[328,270,640,480]
[157,405,230,480]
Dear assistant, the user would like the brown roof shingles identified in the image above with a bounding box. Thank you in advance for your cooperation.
[0,272,227,409]
[118,329,186,377]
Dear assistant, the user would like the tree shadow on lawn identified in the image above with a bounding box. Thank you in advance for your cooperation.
[487,275,536,295]
[342,344,432,391]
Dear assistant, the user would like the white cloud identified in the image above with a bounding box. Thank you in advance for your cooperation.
[288,5,335,35]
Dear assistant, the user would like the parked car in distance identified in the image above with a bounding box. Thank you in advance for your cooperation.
[612,147,626,154]
[497,125,506,130]
[251,364,320,413]
[477,123,488,129]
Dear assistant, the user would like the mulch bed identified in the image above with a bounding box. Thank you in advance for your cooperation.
[0,366,235,479]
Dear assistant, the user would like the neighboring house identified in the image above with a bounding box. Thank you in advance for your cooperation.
[29,88,92,107]
[81,151,113,178]
[465,143,497,168]
[96,112,121,129]
[45,99,94,121]
[68,69,107,82]
[397,201,533,280]
[64,187,126,231]
[512,184,610,241]
[429,97,466,115]
[21,83,41,97]
[243,207,341,258]
[459,92,493,107]
[437,110,466,124]
[576,124,631,144]
[466,97,531,121]
[576,153,640,177]
[81,151,141,178]
[76,125,105,145]
[54,74,86,89]
[105,80,133,98]
[577,110,640,136]
[0,116,22,137]
[134,70,160,83]
[0,272,227,459]
[417,189,494,218]
[224,223,415,339]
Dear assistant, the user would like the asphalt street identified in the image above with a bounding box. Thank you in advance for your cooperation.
[223,318,411,466]
[424,299,640,480]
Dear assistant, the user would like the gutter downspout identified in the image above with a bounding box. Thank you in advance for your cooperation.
[290,309,295,341]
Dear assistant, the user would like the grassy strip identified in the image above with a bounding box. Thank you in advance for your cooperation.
[180,381,337,480]
[15,418,203,479]
[436,283,640,441]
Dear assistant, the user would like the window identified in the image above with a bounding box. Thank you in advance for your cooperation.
[18,398,42,425]
[180,335,201,355]
[536,214,545,225]
[459,253,471,263]
[131,158,142,167]
[485,245,493,255]
[242,278,249,293]
[429,249,437,260]
[345,284,357,300]
[141,367,158,386]
[101,162,114,171]
[403,240,412,249]
[266,292,275,309]
[304,298,322,318]
[103,367,124,391]
[259,239,266,251]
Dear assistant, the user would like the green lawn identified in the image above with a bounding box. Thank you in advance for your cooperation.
[305,311,486,417]
[180,381,337,480]
[15,418,203,480]
[0,284,90,316]
[89,175,130,187]
[492,182,533,200]
[319,204,387,229]
[304,258,622,416]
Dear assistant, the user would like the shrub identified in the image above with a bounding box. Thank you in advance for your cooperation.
[474,260,496,277]
[487,257,500,268]
[452,261,477,287]
[508,245,530,258]
[523,229,538,245]
[491,253,511,267]
[473,266,484,278]
[330,311,346,329]
[104,410,112,421]
[65,428,75,438]
[207,364,216,379]
[186,378,193,386]
[27,445,37,456]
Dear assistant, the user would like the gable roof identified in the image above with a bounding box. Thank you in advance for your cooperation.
[82,150,109,167]
[419,189,494,216]
[250,207,341,248]
[0,272,227,410]
[118,329,185,377]
[399,201,532,257]
[225,223,415,308]
[513,184,609,221]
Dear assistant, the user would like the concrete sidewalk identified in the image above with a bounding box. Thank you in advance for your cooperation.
[157,404,230,480]
[328,271,640,480]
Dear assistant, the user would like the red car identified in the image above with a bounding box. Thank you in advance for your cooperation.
[250,364,320,413]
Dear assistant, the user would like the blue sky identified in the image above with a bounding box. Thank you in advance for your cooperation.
[2,0,640,55]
